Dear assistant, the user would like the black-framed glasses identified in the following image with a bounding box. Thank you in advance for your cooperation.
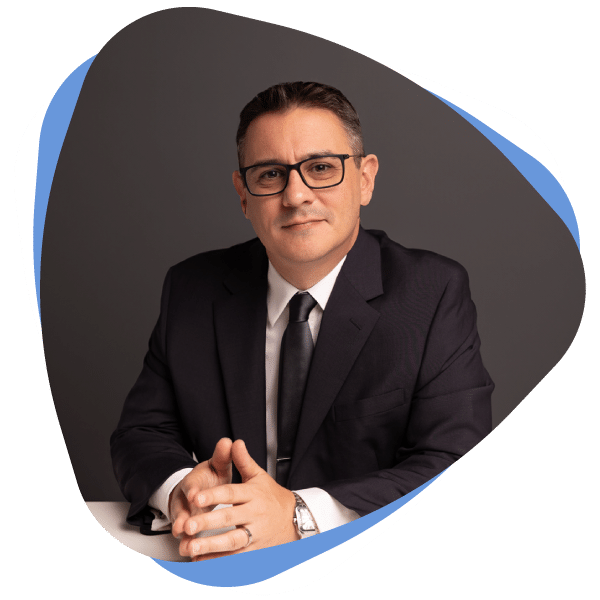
[239,154,364,197]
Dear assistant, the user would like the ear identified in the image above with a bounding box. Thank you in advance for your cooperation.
[232,170,249,218]
[359,154,379,207]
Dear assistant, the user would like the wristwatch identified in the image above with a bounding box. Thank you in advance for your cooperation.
[292,492,320,538]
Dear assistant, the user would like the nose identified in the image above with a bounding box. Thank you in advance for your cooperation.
[282,169,315,207]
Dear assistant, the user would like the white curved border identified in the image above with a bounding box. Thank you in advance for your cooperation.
[14,94,54,346]
[388,65,567,192]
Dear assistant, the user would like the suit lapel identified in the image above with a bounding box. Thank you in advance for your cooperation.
[289,228,384,480]
[213,242,268,470]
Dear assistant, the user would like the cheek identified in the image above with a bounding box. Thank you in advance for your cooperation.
[247,205,274,235]
[333,196,361,222]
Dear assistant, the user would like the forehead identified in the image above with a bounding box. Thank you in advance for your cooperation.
[243,107,351,164]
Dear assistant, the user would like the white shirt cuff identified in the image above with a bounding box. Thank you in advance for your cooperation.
[294,488,360,533]
[148,467,194,530]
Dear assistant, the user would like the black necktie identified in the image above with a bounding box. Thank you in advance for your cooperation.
[276,292,318,487]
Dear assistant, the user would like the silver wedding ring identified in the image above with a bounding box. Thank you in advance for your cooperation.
[242,526,253,548]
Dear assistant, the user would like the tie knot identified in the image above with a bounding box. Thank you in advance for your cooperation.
[289,292,317,323]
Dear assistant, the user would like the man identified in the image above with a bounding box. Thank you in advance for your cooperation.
[111,81,493,561]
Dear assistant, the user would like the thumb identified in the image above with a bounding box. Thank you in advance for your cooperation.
[210,437,233,478]
[232,439,262,482]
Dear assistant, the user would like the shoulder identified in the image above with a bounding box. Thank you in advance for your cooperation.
[159,237,266,300]
[367,229,469,279]
[168,237,264,279]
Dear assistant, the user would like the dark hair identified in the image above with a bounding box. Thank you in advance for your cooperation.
[236,81,364,167]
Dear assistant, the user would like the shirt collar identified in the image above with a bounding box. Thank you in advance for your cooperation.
[267,256,347,327]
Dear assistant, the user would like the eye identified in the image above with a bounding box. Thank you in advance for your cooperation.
[302,157,341,181]
[309,162,332,173]
[258,167,285,180]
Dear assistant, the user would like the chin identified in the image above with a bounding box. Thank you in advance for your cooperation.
[282,236,329,258]
[285,243,337,266]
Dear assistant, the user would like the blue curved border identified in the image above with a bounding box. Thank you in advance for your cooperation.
[33,56,96,316]
[431,94,580,249]
[33,57,581,586]
[154,473,439,586]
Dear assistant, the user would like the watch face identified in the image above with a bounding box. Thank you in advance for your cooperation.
[300,522,316,534]
[294,495,318,537]
[297,506,316,534]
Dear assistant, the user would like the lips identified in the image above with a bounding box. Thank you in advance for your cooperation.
[282,219,324,228]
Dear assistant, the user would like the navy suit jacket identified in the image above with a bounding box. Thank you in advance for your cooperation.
[111,227,493,532]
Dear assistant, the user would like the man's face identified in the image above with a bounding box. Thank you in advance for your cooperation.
[233,107,378,278]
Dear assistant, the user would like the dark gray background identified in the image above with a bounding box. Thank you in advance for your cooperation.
[41,8,585,501]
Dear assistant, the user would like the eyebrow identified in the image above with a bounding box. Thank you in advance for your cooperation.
[245,150,338,168]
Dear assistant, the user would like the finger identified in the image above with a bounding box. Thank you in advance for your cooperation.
[180,472,210,506]
[184,527,251,558]
[180,470,218,510]
[209,437,233,479]
[182,481,210,513]
[170,489,192,538]
[183,505,252,536]
[178,533,198,557]
[172,509,192,538]
[232,439,262,482]
[196,482,251,510]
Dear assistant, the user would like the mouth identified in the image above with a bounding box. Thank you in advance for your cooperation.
[282,219,325,230]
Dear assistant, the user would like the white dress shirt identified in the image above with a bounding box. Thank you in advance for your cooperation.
[148,257,359,534]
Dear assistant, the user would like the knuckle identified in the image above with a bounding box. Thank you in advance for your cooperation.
[222,510,233,527]
[236,529,249,548]
[228,532,241,551]
[224,484,236,503]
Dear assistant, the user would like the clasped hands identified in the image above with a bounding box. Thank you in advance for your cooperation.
[169,438,299,561]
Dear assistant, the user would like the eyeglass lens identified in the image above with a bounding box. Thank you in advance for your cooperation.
[245,156,344,195]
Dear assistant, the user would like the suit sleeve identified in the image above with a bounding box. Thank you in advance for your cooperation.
[110,268,197,532]
[321,264,494,516]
